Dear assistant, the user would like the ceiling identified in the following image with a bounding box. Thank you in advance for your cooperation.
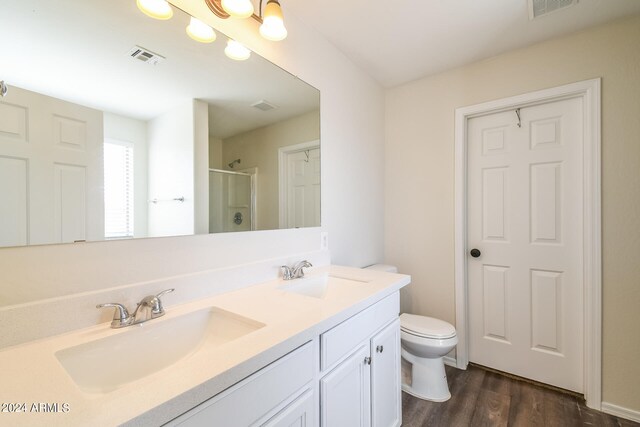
[285,0,640,88]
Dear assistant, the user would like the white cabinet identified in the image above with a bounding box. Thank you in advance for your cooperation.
[321,292,399,370]
[370,319,401,427]
[319,293,402,427]
[167,292,402,427]
[167,342,314,427]
[320,345,371,427]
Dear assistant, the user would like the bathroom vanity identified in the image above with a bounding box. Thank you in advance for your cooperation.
[0,265,409,426]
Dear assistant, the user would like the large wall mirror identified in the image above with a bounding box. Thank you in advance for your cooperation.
[0,0,320,249]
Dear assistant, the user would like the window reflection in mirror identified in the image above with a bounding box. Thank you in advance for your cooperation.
[0,0,320,249]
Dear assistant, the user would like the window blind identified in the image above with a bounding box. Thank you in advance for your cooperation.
[104,140,134,238]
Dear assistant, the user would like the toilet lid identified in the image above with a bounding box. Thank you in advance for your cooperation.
[400,313,456,339]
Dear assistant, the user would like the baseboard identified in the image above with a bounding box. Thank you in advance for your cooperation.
[443,356,457,368]
[601,402,640,423]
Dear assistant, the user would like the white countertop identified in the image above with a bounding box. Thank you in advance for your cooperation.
[0,265,409,426]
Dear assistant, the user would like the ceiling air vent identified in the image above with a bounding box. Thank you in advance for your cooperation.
[529,0,578,20]
[251,100,279,111]
[128,46,165,65]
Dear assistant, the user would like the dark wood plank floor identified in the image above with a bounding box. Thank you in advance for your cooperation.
[402,364,639,427]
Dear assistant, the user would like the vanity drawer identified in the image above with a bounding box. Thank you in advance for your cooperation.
[169,341,314,427]
[320,292,399,371]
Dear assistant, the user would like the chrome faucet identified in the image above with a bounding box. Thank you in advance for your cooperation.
[281,260,313,280]
[97,289,174,328]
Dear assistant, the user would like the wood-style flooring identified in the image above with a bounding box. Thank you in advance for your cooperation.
[402,364,639,427]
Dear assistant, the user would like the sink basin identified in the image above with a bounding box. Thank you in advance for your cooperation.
[280,273,330,298]
[279,273,368,299]
[55,307,264,394]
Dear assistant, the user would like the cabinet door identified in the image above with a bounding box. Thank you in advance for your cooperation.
[320,345,371,427]
[262,388,314,427]
[370,319,401,427]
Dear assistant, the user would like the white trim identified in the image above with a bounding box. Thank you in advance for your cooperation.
[443,355,457,368]
[454,79,602,409]
[601,402,640,423]
[237,166,258,231]
[278,140,320,228]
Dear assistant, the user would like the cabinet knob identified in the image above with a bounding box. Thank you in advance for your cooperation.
[364,356,371,365]
[376,345,384,353]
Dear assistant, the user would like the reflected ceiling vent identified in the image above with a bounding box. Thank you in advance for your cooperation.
[529,0,578,20]
[251,99,279,111]
[128,45,166,65]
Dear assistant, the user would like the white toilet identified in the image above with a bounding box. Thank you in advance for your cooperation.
[400,313,458,402]
[363,264,458,402]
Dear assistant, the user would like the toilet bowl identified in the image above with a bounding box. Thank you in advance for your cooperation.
[400,313,457,402]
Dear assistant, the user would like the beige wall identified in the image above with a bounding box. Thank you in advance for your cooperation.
[222,111,320,230]
[209,137,223,170]
[385,15,640,410]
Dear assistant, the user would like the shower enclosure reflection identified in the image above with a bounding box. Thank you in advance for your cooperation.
[209,169,255,233]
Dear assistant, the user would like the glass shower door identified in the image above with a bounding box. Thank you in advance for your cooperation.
[208,169,253,233]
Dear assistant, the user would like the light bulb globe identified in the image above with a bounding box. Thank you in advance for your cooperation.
[187,17,216,43]
[221,0,254,19]
[259,0,287,41]
[224,39,251,61]
[136,0,173,20]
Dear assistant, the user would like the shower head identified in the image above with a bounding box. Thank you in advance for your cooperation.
[228,159,241,168]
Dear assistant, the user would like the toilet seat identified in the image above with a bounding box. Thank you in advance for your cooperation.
[400,313,456,339]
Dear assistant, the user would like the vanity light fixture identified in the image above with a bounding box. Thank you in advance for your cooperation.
[206,0,288,41]
[225,39,251,61]
[137,0,288,42]
[136,0,284,59]
[136,0,173,20]
[186,17,217,43]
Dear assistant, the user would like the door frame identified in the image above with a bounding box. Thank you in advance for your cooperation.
[453,79,602,409]
[237,166,258,231]
[278,140,320,228]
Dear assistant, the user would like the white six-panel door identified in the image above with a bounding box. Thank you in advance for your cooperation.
[467,97,584,392]
[283,147,320,228]
[0,85,103,247]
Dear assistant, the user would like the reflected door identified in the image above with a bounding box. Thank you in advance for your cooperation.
[467,97,584,392]
[281,146,320,228]
[0,85,103,247]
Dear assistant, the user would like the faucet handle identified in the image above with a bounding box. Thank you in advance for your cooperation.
[156,288,175,299]
[96,303,132,328]
[152,288,175,317]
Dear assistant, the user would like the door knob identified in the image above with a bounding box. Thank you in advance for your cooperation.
[376,345,384,353]
[470,248,481,258]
